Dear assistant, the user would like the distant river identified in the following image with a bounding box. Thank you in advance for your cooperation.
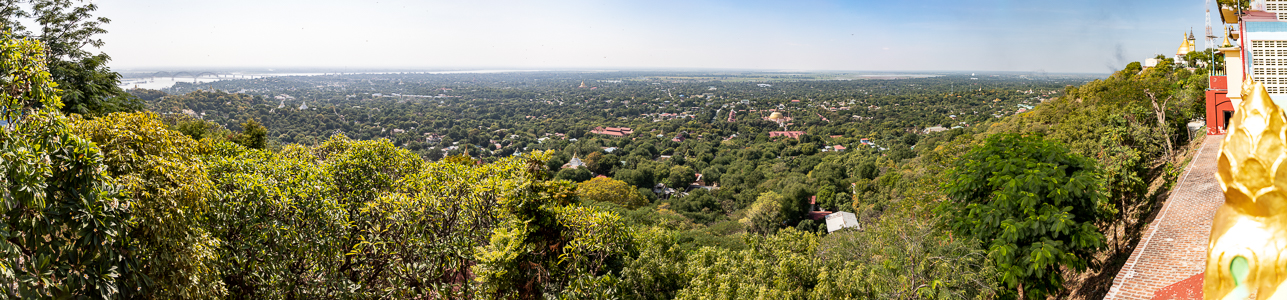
[117,69,542,90]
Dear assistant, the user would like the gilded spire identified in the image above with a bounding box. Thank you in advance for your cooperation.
[1204,79,1287,299]
[1178,32,1193,56]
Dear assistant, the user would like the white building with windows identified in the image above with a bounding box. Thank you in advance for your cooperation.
[1230,1,1287,108]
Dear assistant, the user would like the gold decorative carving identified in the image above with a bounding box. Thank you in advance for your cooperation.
[1205,79,1287,299]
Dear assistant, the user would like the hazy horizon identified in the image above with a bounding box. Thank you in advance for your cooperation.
[95,0,1208,73]
[110,67,1112,75]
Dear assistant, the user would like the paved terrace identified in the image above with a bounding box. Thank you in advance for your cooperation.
[1103,134,1224,300]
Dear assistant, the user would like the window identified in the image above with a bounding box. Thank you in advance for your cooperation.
[1272,0,1287,12]
[1252,41,1287,93]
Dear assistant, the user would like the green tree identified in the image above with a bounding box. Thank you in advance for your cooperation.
[204,141,347,298]
[740,191,784,234]
[473,152,635,299]
[234,118,267,149]
[816,184,836,211]
[578,176,648,208]
[0,105,133,299]
[856,161,879,180]
[2,0,143,116]
[615,168,655,189]
[585,151,604,173]
[820,215,997,299]
[204,138,576,298]
[72,112,225,299]
[665,165,696,188]
[556,167,592,182]
[940,134,1111,299]
[1,31,63,125]
[677,228,832,299]
[169,115,227,141]
[618,228,689,300]
[0,34,133,298]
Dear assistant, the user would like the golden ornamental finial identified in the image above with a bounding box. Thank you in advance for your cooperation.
[1243,77,1258,101]
[1205,79,1287,299]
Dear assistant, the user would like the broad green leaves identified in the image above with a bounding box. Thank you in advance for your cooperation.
[941,134,1111,299]
[0,35,130,299]
[72,111,224,299]
[0,110,129,299]
[474,151,636,299]
[204,142,344,298]
[1,32,62,127]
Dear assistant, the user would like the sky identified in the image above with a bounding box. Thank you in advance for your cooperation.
[88,0,1212,73]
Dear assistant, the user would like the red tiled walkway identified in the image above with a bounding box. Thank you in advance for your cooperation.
[1103,134,1225,300]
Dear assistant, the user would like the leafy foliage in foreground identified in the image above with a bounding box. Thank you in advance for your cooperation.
[204,136,636,298]
[0,34,130,298]
[0,110,131,298]
[942,134,1111,299]
[72,112,224,299]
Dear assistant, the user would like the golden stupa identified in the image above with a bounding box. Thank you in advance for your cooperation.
[1204,79,1287,299]
[768,111,784,120]
[1178,32,1196,56]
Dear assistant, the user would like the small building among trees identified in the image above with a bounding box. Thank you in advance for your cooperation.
[825,211,860,233]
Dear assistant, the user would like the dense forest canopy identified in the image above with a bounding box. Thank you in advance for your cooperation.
[146,71,1086,160]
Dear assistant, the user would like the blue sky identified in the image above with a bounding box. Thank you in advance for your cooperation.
[96,0,1209,73]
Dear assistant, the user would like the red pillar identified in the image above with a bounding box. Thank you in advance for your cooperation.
[1206,76,1232,135]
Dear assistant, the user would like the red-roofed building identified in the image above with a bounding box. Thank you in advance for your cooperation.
[805,196,830,220]
[808,211,834,221]
[591,126,634,137]
[769,131,805,139]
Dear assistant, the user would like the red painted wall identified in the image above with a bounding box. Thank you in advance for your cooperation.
[1210,76,1227,90]
[1206,91,1232,135]
[1207,76,1231,135]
